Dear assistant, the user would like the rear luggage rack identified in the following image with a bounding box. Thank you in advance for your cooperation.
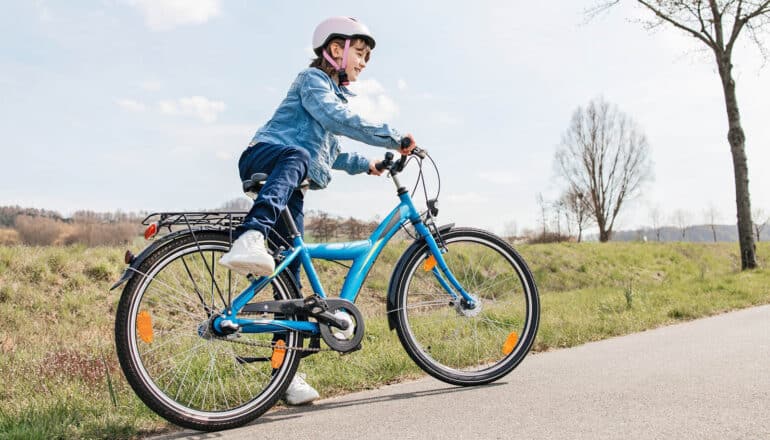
[142,211,247,232]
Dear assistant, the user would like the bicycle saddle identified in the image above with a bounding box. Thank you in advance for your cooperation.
[242,173,311,199]
[242,173,268,195]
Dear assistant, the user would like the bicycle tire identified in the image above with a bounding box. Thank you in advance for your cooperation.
[115,230,303,431]
[392,227,539,386]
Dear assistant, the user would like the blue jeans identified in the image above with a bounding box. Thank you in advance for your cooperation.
[235,143,310,285]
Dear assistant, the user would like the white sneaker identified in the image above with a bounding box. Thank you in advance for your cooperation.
[284,373,319,406]
[218,230,275,276]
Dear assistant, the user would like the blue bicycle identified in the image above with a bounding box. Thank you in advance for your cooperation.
[113,147,540,431]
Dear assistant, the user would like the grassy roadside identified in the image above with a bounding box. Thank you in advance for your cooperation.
[1,241,769,439]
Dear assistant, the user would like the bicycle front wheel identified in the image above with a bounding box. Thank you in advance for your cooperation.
[115,231,303,431]
[392,227,539,386]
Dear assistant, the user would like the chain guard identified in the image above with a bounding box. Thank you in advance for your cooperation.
[319,300,365,353]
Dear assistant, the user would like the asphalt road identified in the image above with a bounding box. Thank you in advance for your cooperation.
[155,305,770,440]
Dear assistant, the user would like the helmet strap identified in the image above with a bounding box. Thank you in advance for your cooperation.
[321,39,351,86]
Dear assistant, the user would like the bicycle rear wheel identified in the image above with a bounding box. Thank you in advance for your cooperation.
[392,227,539,386]
[115,231,302,431]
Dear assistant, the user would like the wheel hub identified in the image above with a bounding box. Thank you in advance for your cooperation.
[454,296,482,317]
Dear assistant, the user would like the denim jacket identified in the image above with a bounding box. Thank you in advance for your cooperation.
[249,68,403,189]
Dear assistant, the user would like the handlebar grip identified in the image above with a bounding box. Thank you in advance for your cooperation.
[375,151,394,171]
[400,137,427,159]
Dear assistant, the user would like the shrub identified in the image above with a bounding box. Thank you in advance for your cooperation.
[0,285,10,303]
[62,222,140,247]
[526,231,574,244]
[14,216,63,246]
[0,228,20,245]
[84,263,112,282]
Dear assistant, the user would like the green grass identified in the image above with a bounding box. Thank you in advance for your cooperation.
[1,241,770,438]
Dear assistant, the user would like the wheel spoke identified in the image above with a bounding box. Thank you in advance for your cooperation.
[395,230,539,384]
[116,232,303,428]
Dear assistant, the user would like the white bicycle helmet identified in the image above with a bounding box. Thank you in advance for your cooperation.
[312,16,375,55]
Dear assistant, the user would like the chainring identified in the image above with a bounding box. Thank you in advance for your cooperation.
[318,300,365,353]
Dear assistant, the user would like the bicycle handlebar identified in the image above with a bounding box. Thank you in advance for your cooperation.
[401,137,427,159]
[374,138,428,176]
[375,151,395,172]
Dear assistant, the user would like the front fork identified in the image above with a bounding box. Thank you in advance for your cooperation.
[413,221,478,309]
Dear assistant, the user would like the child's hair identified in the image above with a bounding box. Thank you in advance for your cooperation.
[309,37,372,79]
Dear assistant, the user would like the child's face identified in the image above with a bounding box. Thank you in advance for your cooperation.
[331,40,371,83]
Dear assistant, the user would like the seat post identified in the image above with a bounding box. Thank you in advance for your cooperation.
[280,207,301,239]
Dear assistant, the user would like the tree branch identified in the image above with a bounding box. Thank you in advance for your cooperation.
[637,0,718,49]
[744,0,770,19]
[694,0,719,47]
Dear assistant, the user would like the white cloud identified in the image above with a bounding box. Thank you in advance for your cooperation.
[126,0,221,31]
[158,96,225,123]
[115,98,146,112]
[397,79,408,91]
[346,79,399,122]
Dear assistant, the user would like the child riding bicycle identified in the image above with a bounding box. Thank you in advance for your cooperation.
[218,16,416,405]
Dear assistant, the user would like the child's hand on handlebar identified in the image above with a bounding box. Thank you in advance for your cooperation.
[368,159,385,176]
[400,134,416,155]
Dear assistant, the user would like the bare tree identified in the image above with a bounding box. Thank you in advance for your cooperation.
[592,1,768,266]
[561,188,592,242]
[536,193,549,236]
[672,209,691,241]
[552,200,565,236]
[753,208,768,241]
[503,220,519,240]
[704,204,722,242]
[307,211,338,241]
[649,204,664,241]
[555,98,653,242]
[342,217,367,240]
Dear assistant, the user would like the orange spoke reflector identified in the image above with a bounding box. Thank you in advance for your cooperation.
[422,255,437,272]
[271,339,287,369]
[502,332,518,355]
[137,311,154,344]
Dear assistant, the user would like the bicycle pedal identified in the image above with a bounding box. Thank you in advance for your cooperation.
[303,295,328,315]
[273,246,285,261]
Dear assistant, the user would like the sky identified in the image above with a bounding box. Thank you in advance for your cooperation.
[2,1,769,236]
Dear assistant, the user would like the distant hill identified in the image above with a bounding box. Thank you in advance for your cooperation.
[610,224,753,242]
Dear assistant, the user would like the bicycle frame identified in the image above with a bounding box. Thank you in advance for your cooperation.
[213,188,476,336]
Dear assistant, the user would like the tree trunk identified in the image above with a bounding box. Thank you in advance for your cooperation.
[717,54,757,269]
[599,229,611,242]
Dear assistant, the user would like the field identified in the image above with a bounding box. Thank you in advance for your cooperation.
[1,240,769,439]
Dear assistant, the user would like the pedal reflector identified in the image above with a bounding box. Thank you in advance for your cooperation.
[422,255,437,271]
[271,339,286,369]
[502,332,518,355]
[137,311,153,344]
